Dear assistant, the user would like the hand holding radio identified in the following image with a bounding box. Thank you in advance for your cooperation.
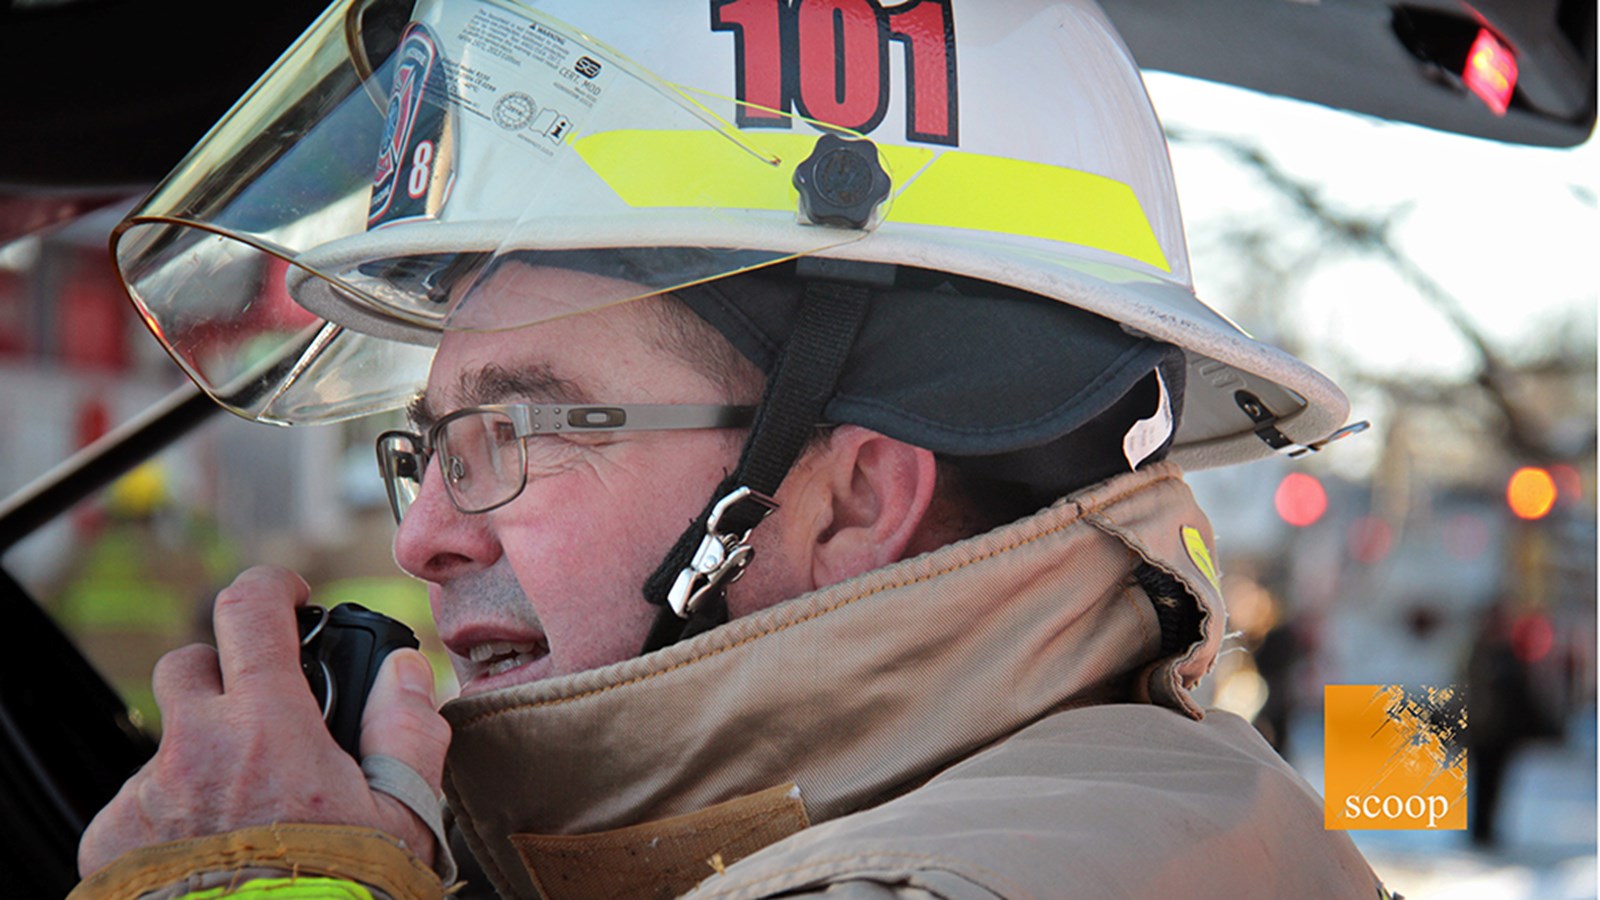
[78,566,450,879]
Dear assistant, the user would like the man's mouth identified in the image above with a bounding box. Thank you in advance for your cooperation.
[452,636,552,693]
[467,639,549,677]
[431,559,551,694]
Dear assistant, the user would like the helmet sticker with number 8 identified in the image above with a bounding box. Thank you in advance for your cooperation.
[408,141,436,198]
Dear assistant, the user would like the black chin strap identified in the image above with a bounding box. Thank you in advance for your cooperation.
[639,280,871,654]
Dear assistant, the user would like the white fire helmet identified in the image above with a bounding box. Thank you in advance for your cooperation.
[112,0,1355,471]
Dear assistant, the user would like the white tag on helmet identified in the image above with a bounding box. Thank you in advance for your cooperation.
[1122,368,1173,472]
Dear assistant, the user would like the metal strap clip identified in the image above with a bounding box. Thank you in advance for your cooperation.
[667,487,780,618]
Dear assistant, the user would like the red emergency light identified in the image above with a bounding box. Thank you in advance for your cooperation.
[1463,28,1517,116]
[1274,472,1328,528]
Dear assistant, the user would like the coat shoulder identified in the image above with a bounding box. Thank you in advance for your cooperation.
[697,705,1389,900]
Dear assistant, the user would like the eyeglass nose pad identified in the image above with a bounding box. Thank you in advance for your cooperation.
[446,455,467,484]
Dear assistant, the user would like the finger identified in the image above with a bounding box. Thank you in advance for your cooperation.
[359,650,450,789]
[212,565,311,697]
[151,644,223,723]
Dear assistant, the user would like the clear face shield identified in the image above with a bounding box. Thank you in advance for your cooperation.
[113,0,891,425]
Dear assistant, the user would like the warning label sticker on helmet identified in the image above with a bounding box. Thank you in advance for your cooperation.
[437,2,613,149]
[368,0,625,226]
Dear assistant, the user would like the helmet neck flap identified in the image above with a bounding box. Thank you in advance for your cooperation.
[639,257,1188,652]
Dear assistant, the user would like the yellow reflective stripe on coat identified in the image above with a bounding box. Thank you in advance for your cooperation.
[178,877,373,899]
[571,130,1170,273]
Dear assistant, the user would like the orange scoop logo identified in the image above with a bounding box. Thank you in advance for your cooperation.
[1324,684,1468,830]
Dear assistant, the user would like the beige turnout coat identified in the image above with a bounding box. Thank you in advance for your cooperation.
[70,463,1389,900]
[439,463,1388,899]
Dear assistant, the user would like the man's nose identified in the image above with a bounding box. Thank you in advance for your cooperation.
[392,457,501,582]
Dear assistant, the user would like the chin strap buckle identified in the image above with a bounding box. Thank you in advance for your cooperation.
[667,486,780,618]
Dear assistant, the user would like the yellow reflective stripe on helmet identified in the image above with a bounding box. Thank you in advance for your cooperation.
[570,131,1169,273]
[889,151,1170,273]
[571,131,933,214]
[177,877,374,899]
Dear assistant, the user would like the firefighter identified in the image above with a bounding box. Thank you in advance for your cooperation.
[75,1,1384,897]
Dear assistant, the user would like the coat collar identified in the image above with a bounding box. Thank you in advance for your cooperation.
[441,462,1223,898]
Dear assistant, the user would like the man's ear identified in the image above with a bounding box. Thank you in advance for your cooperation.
[798,425,940,588]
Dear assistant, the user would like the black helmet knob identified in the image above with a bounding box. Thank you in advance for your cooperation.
[792,133,892,230]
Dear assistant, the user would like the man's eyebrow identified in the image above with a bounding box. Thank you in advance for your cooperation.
[407,363,592,431]
[463,363,591,406]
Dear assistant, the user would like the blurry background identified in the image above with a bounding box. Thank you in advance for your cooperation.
[0,1,1594,897]
[1154,75,1598,898]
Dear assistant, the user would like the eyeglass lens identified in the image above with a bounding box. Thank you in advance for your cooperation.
[436,410,527,514]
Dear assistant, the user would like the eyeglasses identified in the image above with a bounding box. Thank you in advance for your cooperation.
[375,402,756,524]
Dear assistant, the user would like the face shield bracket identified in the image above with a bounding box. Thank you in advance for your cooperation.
[793,134,892,230]
[1236,390,1370,458]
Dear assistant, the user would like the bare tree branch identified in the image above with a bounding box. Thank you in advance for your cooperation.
[1168,127,1590,460]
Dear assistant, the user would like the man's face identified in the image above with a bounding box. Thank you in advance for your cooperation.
[392,263,753,696]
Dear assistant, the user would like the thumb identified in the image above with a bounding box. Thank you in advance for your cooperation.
[360,649,450,790]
